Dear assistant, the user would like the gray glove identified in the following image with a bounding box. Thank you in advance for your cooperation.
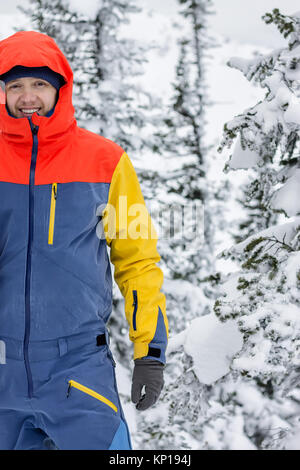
[131,359,164,411]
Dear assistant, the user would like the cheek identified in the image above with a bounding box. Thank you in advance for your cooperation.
[45,91,57,109]
[5,93,16,110]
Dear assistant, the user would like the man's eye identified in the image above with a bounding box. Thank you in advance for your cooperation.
[35,81,47,87]
[9,84,21,89]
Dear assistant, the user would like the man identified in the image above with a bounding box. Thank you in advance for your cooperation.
[0,31,168,450]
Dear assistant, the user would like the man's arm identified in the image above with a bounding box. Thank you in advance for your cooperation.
[102,151,168,365]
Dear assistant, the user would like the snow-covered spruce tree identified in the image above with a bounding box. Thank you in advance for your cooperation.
[230,165,279,245]
[214,9,300,448]
[153,0,217,288]
[220,10,300,244]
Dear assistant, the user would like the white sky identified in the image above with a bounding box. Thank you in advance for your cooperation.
[210,0,300,47]
[1,0,300,47]
[138,0,300,47]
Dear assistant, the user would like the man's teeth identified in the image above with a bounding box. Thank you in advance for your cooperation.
[21,109,39,113]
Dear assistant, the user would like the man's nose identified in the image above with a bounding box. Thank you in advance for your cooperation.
[19,90,37,103]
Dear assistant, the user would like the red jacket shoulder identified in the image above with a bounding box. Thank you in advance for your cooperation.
[35,126,126,185]
[76,127,124,166]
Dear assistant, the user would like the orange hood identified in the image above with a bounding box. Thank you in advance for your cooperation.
[0,31,76,144]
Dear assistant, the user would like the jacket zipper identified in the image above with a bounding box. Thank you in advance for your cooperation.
[24,120,39,399]
[132,290,138,331]
[67,380,118,413]
[48,183,57,244]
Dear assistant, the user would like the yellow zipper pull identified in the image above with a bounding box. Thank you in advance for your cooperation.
[48,183,57,245]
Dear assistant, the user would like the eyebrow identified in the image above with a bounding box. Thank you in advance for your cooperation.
[7,78,48,84]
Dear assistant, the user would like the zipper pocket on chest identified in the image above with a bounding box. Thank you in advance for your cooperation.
[48,183,57,245]
[67,379,118,413]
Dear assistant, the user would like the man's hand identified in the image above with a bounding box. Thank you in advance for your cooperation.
[131,359,164,411]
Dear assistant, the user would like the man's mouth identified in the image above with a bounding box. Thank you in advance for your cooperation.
[19,108,40,116]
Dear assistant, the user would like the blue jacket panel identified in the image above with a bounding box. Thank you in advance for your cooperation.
[0,181,113,340]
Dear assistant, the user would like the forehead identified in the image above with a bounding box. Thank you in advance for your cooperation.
[7,77,49,85]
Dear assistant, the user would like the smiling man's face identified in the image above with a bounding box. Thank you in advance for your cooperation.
[5,76,57,118]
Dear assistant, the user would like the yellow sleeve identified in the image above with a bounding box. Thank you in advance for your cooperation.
[102,152,168,363]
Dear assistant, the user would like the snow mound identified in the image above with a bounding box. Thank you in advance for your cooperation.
[67,0,99,20]
[168,314,243,385]
[271,170,300,216]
